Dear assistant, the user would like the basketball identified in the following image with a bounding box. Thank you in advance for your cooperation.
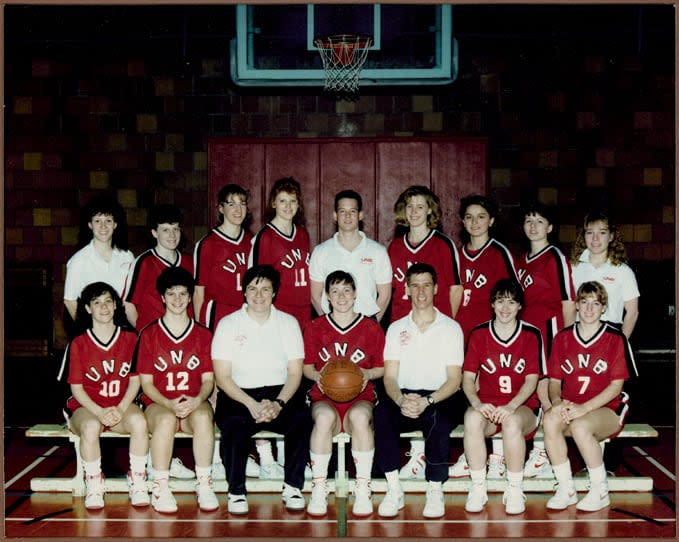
[319,359,364,403]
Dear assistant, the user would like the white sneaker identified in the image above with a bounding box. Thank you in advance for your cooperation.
[152,482,178,513]
[307,478,329,516]
[170,457,196,479]
[503,485,526,514]
[228,494,249,515]
[523,448,553,478]
[487,453,506,479]
[282,484,306,511]
[399,451,426,480]
[127,470,150,507]
[85,472,105,510]
[246,455,260,478]
[464,481,488,513]
[546,482,577,510]
[196,478,219,511]
[377,486,404,517]
[422,483,445,518]
[211,461,226,481]
[352,478,373,516]
[260,462,285,480]
[448,453,470,478]
[576,483,610,512]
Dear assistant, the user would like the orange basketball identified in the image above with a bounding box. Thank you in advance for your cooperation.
[319,359,364,403]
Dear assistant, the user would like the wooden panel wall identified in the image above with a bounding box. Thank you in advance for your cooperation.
[208,137,487,246]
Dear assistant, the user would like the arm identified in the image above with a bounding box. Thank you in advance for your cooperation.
[115,374,141,413]
[562,300,576,327]
[621,297,639,339]
[492,374,539,424]
[175,372,215,419]
[213,358,266,421]
[382,359,403,405]
[562,379,625,423]
[125,302,138,328]
[64,299,78,322]
[449,285,463,318]
[139,373,176,412]
[311,280,325,316]
[193,285,206,323]
[375,282,392,322]
[71,383,122,427]
[547,378,563,407]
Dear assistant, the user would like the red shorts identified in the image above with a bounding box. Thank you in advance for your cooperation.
[308,385,376,431]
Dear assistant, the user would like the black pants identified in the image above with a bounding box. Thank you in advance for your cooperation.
[374,389,454,482]
[215,385,312,495]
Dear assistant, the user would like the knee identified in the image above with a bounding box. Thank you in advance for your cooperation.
[501,414,521,436]
[80,418,103,441]
[464,408,485,432]
[128,411,148,435]
[347,407,371,430]
[569,419,593,442]
[542,409,561,434]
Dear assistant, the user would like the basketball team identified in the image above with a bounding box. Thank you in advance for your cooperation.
[59,179,639,518]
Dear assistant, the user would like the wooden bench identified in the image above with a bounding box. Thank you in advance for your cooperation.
[26,422,657,496]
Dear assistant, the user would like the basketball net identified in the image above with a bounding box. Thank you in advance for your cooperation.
[314,34,373,101]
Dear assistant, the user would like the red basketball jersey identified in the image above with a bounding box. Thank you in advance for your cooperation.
[548,323,636,411]
[464,321,544,408]
[516,245,575,353]
[250,223,311,328]
[456,238,518,342]
[124,248,194,330]
[304,313,385,403]
[134,319,214,405]
[63,327,138,411]
[193,227,253,328]
[388,230,461,322]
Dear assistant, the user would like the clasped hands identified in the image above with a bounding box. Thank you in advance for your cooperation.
[473,402,515,425]
[248,398,282,423]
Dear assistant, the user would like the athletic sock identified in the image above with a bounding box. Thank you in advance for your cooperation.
[410,439,425,455]
[83,457,102,477]
[129,453,147,474]
[552,461,573,485]
[587,463,607,485]
[352,449,374,480]
[310,451,331,479]
[506,470,523,487]
[256,440,275,466]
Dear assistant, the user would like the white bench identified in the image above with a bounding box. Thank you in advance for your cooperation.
[26,422,657,495]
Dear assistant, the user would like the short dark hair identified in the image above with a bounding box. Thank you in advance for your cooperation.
[522,201,554,225]
[459,194,498,220]
[406,262,437,285]
[334,189,363,212]
[79,194,129,250]
[150,204,183,230]
[156,266,195,297]
[490,278,524,306]
[324,270,356,294]
[218,183,249,205]
[75,281,132,333]
[243,264,280,301]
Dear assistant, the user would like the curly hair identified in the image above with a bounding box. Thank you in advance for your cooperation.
[264,177,306,226]
[570,211,628,266]
[74,281,134,335]
[393,185,442,229]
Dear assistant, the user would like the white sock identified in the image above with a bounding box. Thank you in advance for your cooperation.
[352,449,374,480]
[427,480,442,490]
[506,470,523,487]
[276,440,285,465]
[83,457,102,477]
[587,463,607,485]
[129,453,147,474]
[552,461,573,485]
[491,439,504,456]
[153,469,170,484]
[257,441,275,466]
[310,451,331,479]
[469,468,486,485]
[410,439,425,455]
[212,445,221,464]
[195,465,211,483]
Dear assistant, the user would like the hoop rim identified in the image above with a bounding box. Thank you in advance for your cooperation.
[313,34,374,49]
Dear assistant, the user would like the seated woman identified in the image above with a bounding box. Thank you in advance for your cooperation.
[58,281,149,510]
[543,281,636,512]
[303,270,385,516]
[135,267,218,514]
[462,278,543,515]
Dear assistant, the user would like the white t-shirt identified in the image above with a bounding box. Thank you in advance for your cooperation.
[211,304,304,389]
[384,309,464,390]
[309,231,392,316]
[63,241,134,300]
[572,250,640,324]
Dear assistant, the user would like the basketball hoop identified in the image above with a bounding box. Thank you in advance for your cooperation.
[314,34,373,101]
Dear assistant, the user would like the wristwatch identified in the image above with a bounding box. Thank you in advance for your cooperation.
[273,398,286,409]
[426,395,435,405]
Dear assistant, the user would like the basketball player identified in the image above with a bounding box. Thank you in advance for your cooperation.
[449,194,518,479]
[461,279,543,515]
[516,202,576,479]
[387,185,462,480]
[303,270,385,516]
[134,267,218,513]
[374,263,464,519]
[64,194,134,324]
[58,282,148,510]
[250,177,312,330]
[543,281,636,512]
[211,265,312,515]
[309,189,392,322]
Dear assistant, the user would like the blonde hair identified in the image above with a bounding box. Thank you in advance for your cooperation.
[393,185,442,229]
[570,211,628,266]
[576,280,609,307]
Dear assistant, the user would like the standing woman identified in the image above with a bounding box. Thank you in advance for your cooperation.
[449,194,519,479]
[570,211,640,339]
[516,202,576,479]
[250,177,312,330]
[543,281,637,512]
[303,270,385,517]
[387,185,462,480]
[58,282,149,510]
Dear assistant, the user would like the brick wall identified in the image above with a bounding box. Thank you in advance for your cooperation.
[4,6,674,349]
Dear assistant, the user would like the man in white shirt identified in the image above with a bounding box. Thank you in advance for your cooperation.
[211,265,312,515]
[309,190,392,322]
[374,263,464,519]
